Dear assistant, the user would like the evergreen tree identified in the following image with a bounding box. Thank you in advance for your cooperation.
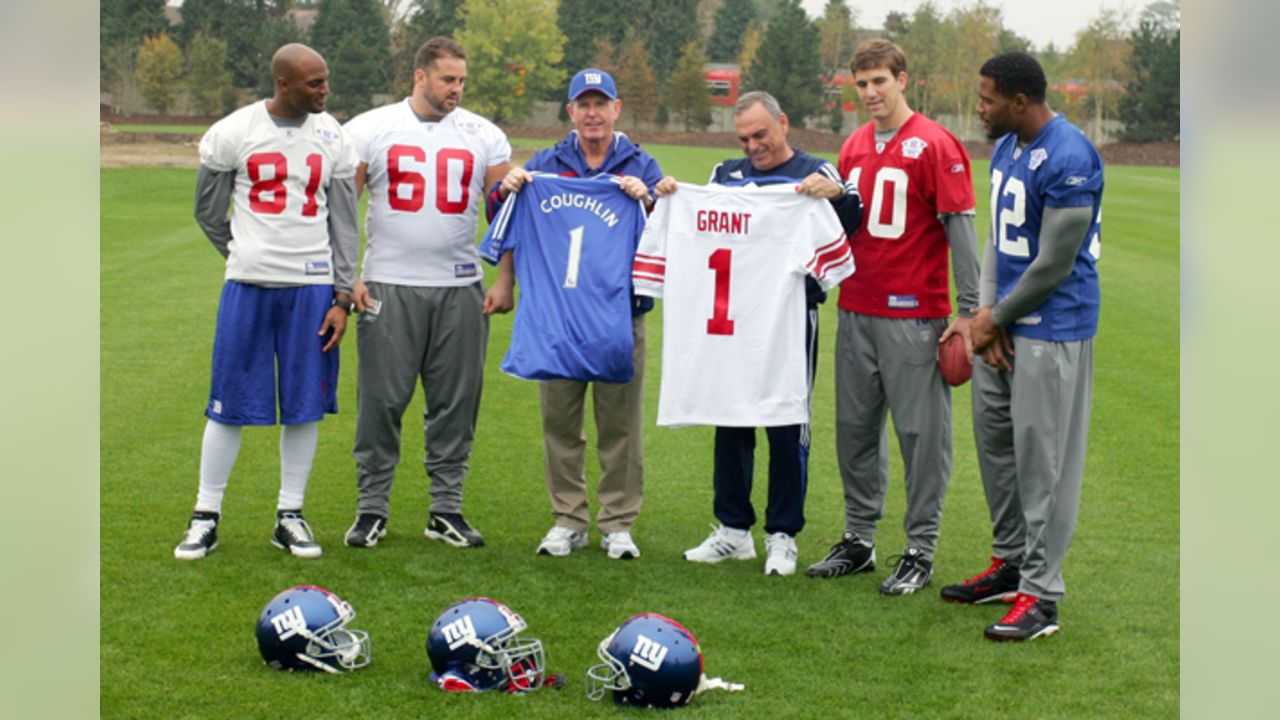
[389,0,466,95]
[310,0,393,116]
[176,0,289,89]
[135,32,185,114]
[614,33,659,128]
[666,41,713,131]
[101,0,167,87]
[186,32,236,115]
[557,0,632,83]
[1120,2,1179,141]
[638,0,700,83]
[457,0,566,123]
[707,0,755,63]
[744,0,822,125]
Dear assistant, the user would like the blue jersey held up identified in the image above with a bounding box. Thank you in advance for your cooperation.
[480,174,647,383]
[989,115,1104,341]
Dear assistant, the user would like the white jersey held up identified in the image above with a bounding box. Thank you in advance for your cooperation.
[344,100,512,286]
[633,182,855,427]
[199,100,357,285]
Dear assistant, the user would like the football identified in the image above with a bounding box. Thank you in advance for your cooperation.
[937,332,972,386]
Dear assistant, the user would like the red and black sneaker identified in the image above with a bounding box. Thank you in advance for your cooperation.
[984,592,1059,642]
[939,556,1020,604]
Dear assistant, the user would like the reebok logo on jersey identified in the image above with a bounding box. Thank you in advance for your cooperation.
[901,137,928,159]
[888,295,919,309]
[454,263,478,278]
[950,163,965,174]
[1029,148,1048,170]
[1066,176,1087,186]
[305,260,331,275]
[729,170,743,179]
[696,210,752,235]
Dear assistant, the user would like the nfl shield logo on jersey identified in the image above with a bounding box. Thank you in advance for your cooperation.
[901,137,928,159]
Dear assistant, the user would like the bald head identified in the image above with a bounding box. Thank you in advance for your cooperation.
[268,43,330,117]
[272,43,325,82]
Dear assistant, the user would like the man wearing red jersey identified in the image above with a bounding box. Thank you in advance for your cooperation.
[806,40,980,596]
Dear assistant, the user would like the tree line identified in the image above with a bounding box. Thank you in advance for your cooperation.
[101,0,1178,143]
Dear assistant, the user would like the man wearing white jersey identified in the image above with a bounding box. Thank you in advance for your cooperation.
[174,44,359,561]
[342,37,513,550]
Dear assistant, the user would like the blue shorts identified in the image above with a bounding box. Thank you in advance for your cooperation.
[206,281,339,426]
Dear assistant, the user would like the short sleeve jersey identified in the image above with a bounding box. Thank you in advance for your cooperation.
[480,174,647,383]
[344,101,511,286]
[633,182,854,427]
[836,112,974,317]
[989,115,1104,341]
[198,100,357,285]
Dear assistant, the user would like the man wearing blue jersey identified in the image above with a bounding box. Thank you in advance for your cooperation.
[488,69,675,560]
[942,52,1104,641]
[672,91,863,576]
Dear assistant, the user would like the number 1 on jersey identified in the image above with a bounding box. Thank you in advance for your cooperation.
[563,226,584,289]
[706,248,735,336]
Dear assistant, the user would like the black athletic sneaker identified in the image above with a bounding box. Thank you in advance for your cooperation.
[879,547,933,595]
[174,511,220,560]
[272,510,322,558]
[425,512,485,548]
[344,513,388,548]
[984,593,1059,641]
[805,531,875,578]
[940,556,1021,604]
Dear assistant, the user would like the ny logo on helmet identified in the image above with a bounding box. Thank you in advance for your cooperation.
[270,605,307,640]
[442,615,478,650]
[629,634,668,671]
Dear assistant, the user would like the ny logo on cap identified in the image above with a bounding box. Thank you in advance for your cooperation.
[584,72,603,84]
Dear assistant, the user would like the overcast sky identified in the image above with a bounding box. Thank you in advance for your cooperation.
[802,0,1134,51]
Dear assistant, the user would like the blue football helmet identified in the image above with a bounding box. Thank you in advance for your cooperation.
[426,597,546,692]
[255,585,371,673]
[587,613,704,707]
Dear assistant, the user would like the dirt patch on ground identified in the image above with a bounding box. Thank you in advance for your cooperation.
[100,126,202,168]
[100,117,1179,169]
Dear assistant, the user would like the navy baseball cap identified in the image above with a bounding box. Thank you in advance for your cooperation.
[568,68,618,101]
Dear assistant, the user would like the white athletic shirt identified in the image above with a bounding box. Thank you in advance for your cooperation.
[633,182,856,427]
[199,100,357,285]
[344,100,512,286]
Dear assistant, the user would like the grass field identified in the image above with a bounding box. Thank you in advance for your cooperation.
[101,143,1179,718]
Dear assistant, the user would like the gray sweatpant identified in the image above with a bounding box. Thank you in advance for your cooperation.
[835,310,952,556]
[971,335,1093,601]
[352,282,488,517]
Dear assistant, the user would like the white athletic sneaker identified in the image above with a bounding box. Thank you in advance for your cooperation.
[683,524,756,563]
[601,531,641,559]
[764,532,798,576]
[537,526,588,557]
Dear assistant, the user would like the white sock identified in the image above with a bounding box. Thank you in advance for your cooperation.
[277,422,318,511]
[195,420,243,514]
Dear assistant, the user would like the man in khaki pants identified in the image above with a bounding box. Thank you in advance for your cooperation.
[488,69,673,559]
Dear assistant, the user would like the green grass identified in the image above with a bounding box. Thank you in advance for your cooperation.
[101,145,1178,718]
